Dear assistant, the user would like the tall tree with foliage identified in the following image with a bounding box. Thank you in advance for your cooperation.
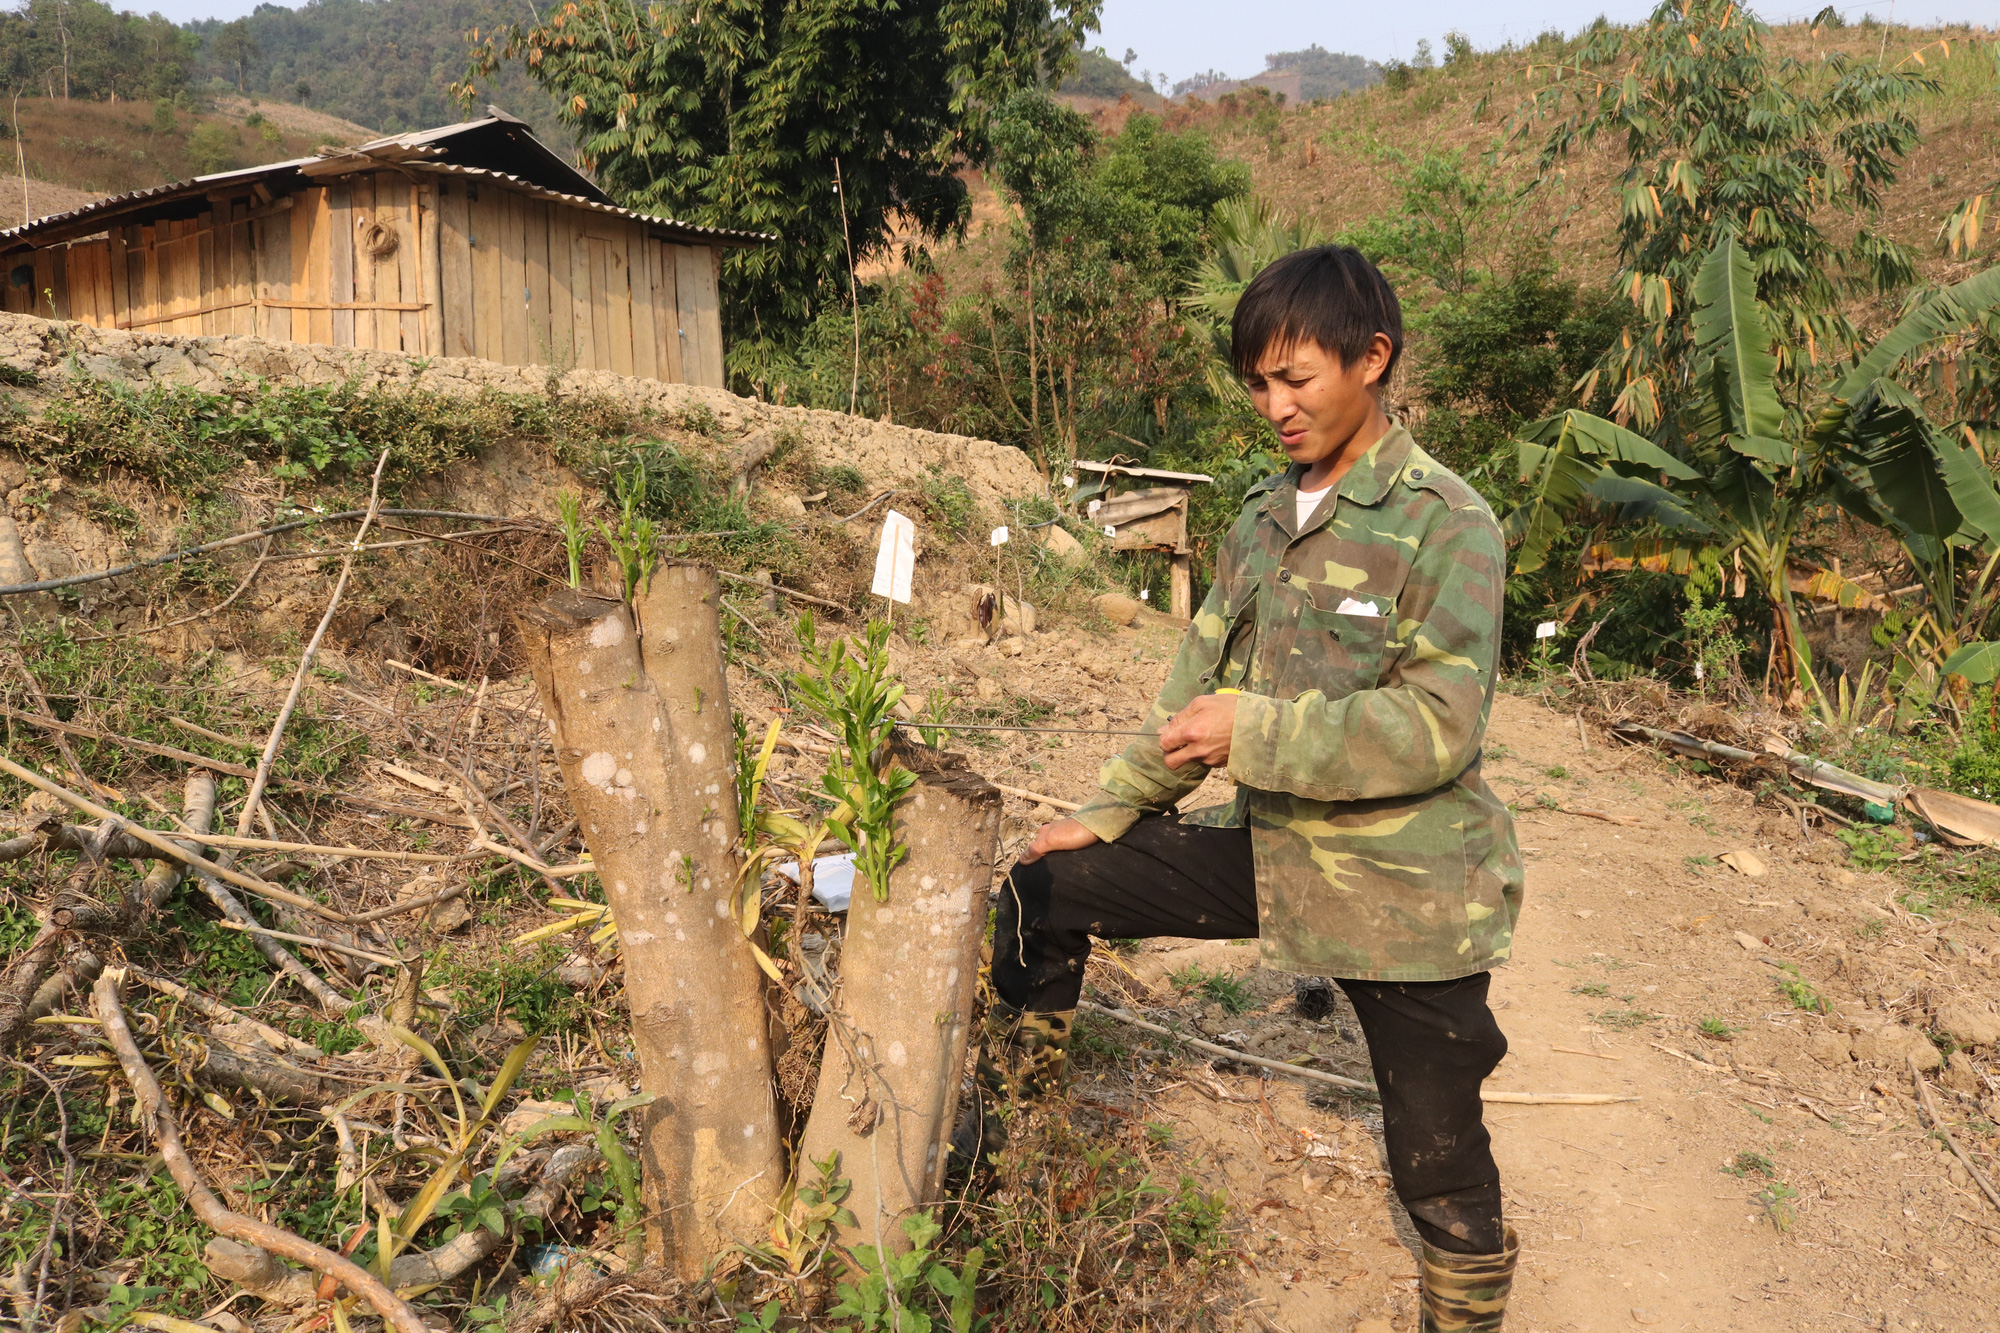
[1520,0,1931,431]
[466,0,1100,347]
[980,91,1246,473]
[0,0,195,102]
[209,18,258,93]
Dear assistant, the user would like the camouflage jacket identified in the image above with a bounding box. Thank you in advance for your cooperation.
[1072,424,1523,981]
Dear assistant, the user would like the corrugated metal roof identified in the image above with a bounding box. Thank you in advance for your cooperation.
[0,113,771,250]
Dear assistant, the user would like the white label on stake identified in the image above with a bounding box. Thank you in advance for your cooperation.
[990,526,1010,546]
[1087,498,1102,516]
[1062,474,1075,488]
[1140,589,1150,601]
[1535,621,1558,640]
[1104,525,1117,537]
[871,509,916,604]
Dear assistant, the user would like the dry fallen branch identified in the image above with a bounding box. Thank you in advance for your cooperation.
[0,709,473,826]
[207,1142,602,1303]
[213,920,403,968]
[236,450,391,838]
[0,506,523,598]
[1911,1055,2000,1216]
[89,970,429,1333]
[127,968,319,1056]
[1078,1002,1378,1095]
[991,783,1083,812]
[0,759,335,914]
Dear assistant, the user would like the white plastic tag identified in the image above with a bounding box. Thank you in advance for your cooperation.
[871,509,916,604]
[1536,621,1558,640]
[990,526,1010,546]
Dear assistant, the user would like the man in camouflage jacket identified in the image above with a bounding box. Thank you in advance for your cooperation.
[969,246,1523,1331]
[1071,420,1521,980]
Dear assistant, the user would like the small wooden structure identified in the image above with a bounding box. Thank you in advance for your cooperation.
[1075,459,1213,619]
[0,110,764,387]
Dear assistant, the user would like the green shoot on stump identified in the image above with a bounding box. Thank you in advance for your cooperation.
[557,487,587,589]
[790,615,919,902]
[597,462,659,602]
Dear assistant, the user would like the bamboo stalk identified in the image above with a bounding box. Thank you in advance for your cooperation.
[90,972,430,1333]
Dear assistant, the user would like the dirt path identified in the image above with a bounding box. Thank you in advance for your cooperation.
[1027,685,2000,1333]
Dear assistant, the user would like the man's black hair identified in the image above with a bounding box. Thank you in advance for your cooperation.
[1230,245,1403,383]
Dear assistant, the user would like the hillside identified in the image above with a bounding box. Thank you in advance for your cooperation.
[924,19,1999,381]
[184,0,569,147]
[3,93,371,212]
[1192,22,1998,297]
[1,312,1997,1331]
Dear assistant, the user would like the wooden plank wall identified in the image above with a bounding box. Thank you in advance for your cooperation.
[1,172,724,386]
[441,178,719,385]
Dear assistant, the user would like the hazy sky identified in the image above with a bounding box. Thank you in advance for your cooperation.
[121,0,2000,83]
[1095,0,1997,83]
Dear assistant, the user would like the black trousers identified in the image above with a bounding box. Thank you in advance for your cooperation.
[996,815,1508,1254]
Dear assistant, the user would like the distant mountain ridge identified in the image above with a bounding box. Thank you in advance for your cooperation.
[1176,45,1380,103]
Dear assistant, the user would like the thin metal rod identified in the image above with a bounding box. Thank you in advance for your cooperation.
[891,720,1149,738]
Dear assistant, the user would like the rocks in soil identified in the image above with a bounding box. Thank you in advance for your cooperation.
[1041,525,1082,558]
[426,896,473,933]
[1806,1029,1853,1067]
[1935,999,2000,1050]
[499,1098,580,1139]
[1094,592,1141,626]
[1844,1009,1944,1071]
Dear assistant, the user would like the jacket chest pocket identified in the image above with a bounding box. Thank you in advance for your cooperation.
[1269,576,1394,700]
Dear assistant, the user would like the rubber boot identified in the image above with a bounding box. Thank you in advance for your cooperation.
[946,1001,1073,1174]
[1419,1226,1519,1332]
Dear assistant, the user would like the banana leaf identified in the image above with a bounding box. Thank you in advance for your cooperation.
[1586,473,1715,532]
[1942,641,2000,685]
[1691,235,1785,441]
[1831,265,2000,404]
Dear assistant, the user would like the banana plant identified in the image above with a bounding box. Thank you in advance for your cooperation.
[1510,232,2000,703]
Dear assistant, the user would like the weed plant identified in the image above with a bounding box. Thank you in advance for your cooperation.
[14,374,645,497]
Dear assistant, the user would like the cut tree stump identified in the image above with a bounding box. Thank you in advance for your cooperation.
[796,736,1000,1252]
[519,571,783,1280]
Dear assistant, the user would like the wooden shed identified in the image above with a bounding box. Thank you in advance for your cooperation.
[1073,459,1213,619]
[0,110,764,387]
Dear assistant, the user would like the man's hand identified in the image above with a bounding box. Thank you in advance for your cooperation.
[1158,692,1238,771]
[1017,817,1100,864]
